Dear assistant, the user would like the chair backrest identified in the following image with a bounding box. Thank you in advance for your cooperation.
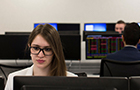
[129,76,140,90]
[100,58,140,77]
[0,63,32,80]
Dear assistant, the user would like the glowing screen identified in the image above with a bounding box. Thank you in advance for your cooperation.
[34,23,57,30]
[84,23,106,32]
[86,35,124,59]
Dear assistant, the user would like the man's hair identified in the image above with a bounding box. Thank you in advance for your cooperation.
[123,22,140,45]
[116,20,126,24]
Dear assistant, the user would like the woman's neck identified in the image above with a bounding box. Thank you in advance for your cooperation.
[33,65,50,76]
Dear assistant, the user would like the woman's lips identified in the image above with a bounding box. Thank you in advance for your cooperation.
[37,60,45,63]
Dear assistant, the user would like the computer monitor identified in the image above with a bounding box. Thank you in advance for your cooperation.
[86,31,140,59]
[84,23,106,32]
[60,35,81,60]
[14,76,128,90]
[137,22,140,26]
[34,23,58,30]
[129,76,140,90]
[86,32,123,59]
[0,35,30,60]
[5,32,31,35]
[58,23,80,31]
[106,23,116,31]
[57,23,80,35]
[0,34,80,60]
[34,23,80,35]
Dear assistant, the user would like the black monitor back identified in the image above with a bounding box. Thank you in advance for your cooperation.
[14,76,128,90]
[21,85,95,90]
[100,58,140,77]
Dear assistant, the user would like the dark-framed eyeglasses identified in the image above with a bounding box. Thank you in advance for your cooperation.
[29,47,53,56]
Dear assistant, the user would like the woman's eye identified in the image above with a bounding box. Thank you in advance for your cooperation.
[45,48,52,51]
[33,47,40,50]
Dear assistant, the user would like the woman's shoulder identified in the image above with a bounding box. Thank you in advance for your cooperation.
[66,71,78,77]
[8,66,32,78]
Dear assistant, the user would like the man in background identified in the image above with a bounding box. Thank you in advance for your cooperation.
[106,22,140,61]
[115,20,126,34]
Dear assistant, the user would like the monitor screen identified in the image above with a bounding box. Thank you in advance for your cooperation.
[57,23,80,31]
[0,35,30,60]
[106,23,116,31]
[60,35,81,60]
[84,23,106,32]
[34,23,58,30]
[86,33,123,59]
[138,22,140,26]
[86,32,140,59]
[14,76,128,90]
[57,23,80,35]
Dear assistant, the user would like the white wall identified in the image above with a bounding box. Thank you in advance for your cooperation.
[0,0,140,61]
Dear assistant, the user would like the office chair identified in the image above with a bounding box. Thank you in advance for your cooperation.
[129,76,140,90]
[0,63,32,80]
[100,58,140,77]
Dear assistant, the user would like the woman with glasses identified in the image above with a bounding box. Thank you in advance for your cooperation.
[5,24,77,90]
